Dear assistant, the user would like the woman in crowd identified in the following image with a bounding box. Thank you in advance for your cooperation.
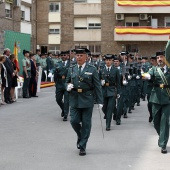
[0,55,7,105]
[9,54,18,102]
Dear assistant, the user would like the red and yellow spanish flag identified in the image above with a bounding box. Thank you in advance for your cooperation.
[115,27,170,35]
[116,0,170,6]
[13,41,20,72]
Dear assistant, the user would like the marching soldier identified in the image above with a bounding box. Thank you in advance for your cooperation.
[146,56,158,123]
[65,48,103,156]
[22,50,31,98]
[142,50,170,154]
[46,52,54,81]
[99,54,120,130]
[54,51,70,121]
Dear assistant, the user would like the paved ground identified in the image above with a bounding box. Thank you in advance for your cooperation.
[0,86,170,170]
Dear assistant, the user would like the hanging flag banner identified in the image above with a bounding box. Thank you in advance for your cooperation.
[115,27,170,35]
[116,0,170,6]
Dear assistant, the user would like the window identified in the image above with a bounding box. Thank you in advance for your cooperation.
[74,18,87,29]
[125,22,139,27]
[5,3,12,18]
[21,11,25,21]
[5,9,12,18]
[49,2,60,12]
[126,44,138,53]
[49,45,60,54]
[125,17,139,27]
[89,45,101,53]
[88,23,101,29]
[75,0,87,3]
[49,29,60,34]
[165,17,170,27]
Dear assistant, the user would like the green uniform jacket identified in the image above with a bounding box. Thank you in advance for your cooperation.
[149,66,170,105]
[99,66,121,97]
[54,61,70,90]
[66,64,103,108]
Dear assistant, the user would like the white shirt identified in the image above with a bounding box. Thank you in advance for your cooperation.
[105,65,112,71]
[78,63,86,72]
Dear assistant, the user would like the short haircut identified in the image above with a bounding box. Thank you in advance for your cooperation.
[4,48,10,54]
[0,55,5,61]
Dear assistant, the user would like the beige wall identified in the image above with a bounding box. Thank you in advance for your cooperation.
[48,13,61,22]
[48,34,61,44]
[74,30,101,41]
[74,3,101,15]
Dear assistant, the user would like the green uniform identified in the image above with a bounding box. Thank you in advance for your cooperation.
[54,60,70,119]
[39,58,47,81]
[22,57,31,97]
[99,65,120,129]
[66,63,103,150]
[146,66,155,121]
[149,66,170,148]
[35,54,41,66]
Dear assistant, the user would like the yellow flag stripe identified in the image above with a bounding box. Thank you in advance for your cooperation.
[115,27,170,35]
[116,0,170,6]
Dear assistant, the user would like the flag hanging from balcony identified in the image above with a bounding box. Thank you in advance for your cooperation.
[13,41,20,72]
[116,0,170,6]
[115,27,170,35]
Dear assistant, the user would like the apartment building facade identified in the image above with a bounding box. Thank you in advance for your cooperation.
[36,0,170,56]
[0,0,36,54]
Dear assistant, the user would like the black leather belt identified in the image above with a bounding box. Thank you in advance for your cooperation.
[72,88,93,93]
[154,84,170,88]
[105,83,116,87]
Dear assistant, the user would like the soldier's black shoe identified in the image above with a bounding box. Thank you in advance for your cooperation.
[63,117,67,121]
[106,128,110,131]
[77,138,81,149]
[149,116,153,123]
[116,122,121,125]
[128,110,132,113]
[103,115,106,119]
[143,98,145,101]
[124,114,128,118]
[79,149,86,156]
[137,103,140,106]
[61,112,64,117]
[161,147,167,154]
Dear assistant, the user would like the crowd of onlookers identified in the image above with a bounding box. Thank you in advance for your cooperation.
[0,48,64,107]
[0,48,18,106]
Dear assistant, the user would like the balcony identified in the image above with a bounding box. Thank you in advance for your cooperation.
[114,0,170,13]
[74,3,101,15]
[114,26,170,41]
[74,29,101,41]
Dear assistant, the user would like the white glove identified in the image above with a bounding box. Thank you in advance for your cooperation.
[48,72,52,78]
[142,73,151,80]
[98,104,103,109]
[67,83,74,91]
[117,94,120,99]
[101,80,105,86]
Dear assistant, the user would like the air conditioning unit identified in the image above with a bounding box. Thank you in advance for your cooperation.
[116,14,124,21]
[139,14,148,20]
[13,0,21,7]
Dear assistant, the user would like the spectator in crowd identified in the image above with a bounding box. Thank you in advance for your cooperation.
[3,48,14,104]
[9,54,18,102]
[29,54,38,97]
[0,55,7,105]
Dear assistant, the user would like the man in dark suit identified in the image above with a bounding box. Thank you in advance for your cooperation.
[29,54,38,97]
[3,48,14,104]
